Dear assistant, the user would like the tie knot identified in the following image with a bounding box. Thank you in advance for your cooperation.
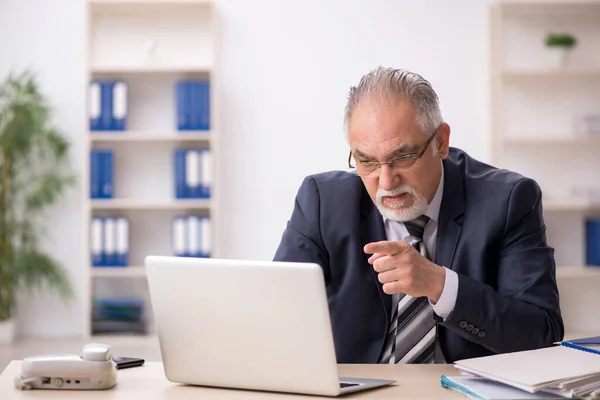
[404,215,430,240]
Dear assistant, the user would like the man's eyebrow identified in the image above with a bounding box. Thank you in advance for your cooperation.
[390,144,420,156]
[353,149,373,159]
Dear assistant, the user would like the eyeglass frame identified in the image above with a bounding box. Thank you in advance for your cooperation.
[347,124,442,174]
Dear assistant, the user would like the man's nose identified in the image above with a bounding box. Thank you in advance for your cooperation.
[378,164,400,191]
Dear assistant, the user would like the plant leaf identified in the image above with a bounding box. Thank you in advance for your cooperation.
[14,249,74,301]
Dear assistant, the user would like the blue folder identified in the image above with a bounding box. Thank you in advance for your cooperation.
[586,219,600,266]
[100,150,114,199]
[100,82,114,131]
[90,150,102,199]
[174,149,188,198]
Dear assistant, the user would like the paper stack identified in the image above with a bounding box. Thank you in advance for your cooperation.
[441,336,600,399]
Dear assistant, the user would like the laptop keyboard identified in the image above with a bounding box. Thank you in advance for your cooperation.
[340,382,360,388]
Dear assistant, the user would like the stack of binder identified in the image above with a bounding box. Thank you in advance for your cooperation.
[91,217,130,267]
[172,215,211,258]
[174,148,211,199]
[442,336,600,399]
[92,298,145,335]
[89,80,128,131]
[176,80,210,131]
[90,149,114,199]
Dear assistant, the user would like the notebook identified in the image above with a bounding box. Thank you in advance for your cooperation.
[452,337,600,396]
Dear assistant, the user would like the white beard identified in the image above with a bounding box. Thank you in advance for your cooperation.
[375,184,428,222]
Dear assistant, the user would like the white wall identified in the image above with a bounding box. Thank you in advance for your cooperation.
[0,0,493,338]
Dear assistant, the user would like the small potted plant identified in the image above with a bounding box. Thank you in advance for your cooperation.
[544,33,577,68]
[0,70,76,343]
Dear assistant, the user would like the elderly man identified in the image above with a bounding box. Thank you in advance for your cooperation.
[273,67,564,364]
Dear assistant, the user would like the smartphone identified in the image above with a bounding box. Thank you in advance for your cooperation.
[112,356,145,370]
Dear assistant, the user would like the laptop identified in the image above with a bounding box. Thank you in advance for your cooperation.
[144,255,396,396]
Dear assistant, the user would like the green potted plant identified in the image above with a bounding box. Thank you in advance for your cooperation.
[0,70,76,343]
[544,33,577,68]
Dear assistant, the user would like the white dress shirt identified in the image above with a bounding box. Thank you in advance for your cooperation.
[383,165,458,321]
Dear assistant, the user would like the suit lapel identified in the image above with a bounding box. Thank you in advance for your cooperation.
[360,190,392,323]
[435,157,465,270]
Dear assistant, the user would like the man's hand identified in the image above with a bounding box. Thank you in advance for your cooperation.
[364,240,446,302]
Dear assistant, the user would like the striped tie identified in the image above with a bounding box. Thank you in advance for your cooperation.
[380,215,436,364]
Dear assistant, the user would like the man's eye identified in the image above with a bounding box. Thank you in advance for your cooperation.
[360,161,378,167]
[395,155,415,162]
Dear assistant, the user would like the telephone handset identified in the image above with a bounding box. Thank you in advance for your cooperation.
[14,343,118,390]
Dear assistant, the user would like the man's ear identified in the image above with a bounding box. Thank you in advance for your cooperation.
[437,123,451,159]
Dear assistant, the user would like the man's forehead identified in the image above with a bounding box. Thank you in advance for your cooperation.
[349,102,419,135]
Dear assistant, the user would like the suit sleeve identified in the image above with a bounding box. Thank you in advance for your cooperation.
[273,176,330,283]
[441,178,564,353]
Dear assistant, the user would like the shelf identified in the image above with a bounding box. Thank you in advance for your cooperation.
[90,131,212,143]
[502,136,600,145]
[91,266,147,278]
[90,0,211,6]
[502,69,600,79]
[499,2,600,11]
[90,65,212,74]
[90,199,211,210]
[556,266,600,279]
[543,200,600,212]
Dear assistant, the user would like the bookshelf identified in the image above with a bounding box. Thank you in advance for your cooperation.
[84,0,218,338]
[491,1,600,335]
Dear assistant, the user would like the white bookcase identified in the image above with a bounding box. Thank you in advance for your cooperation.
[491,1,600,336]
[83,0,218,338]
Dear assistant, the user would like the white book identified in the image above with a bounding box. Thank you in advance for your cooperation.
[115,217,129,256]
[89,82,100,121]
[172,217,186,257]
[200,217,211,256]
[201,149,212,189]
[187,216,199,257]
[91,217,103,264]
[104,218,115,264]
[185,150,200,192]
[113,81,127,120]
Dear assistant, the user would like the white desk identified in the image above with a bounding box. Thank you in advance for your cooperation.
[1,361,462,399]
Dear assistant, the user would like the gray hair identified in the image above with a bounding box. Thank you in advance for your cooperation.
[344,66,443,138]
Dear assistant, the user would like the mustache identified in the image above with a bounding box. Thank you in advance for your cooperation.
[376,185,417,200]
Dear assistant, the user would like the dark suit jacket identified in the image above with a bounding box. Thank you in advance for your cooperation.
[273,147,564,363]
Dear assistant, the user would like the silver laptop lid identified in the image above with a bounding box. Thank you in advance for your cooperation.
[145,256,342,396]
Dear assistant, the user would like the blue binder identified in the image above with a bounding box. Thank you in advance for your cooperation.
[112,81,127,131]
[197,81,210,130]
[100,82,114,131]
[174,149,188,198]
[185,150,202,198]
[176,82,191,131]
[90,150,102,199]
[103,217,117,266]
[189,83,200,130]
[198,216,211,258]
[89,82,102,131]
[172,216,187,257]
[115,217,129,267]
[100,150,114,199]
[91,217,103,266]
[199,149,211,199]
[586,218,600,266]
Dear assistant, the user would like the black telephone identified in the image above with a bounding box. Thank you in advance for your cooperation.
[112,356,145,370]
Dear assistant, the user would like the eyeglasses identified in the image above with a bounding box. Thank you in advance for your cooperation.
[348,125,441,177]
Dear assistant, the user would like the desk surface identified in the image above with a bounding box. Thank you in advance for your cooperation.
[1,361,462,399]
